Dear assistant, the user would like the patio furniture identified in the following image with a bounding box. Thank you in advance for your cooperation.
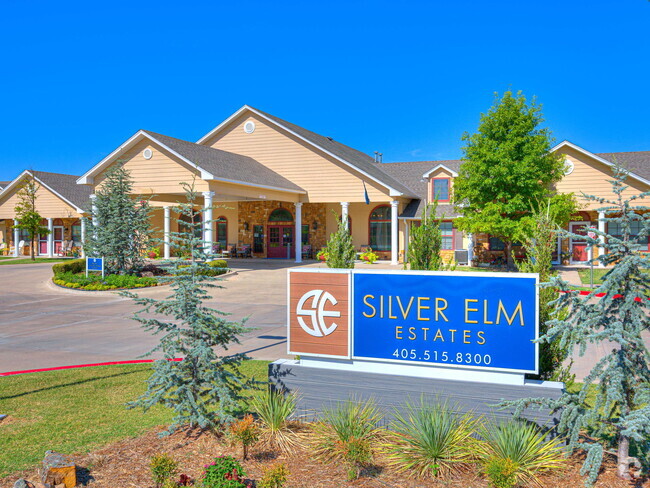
[0,242,6,255]
[18,240,25,256]
[301,245,312,260]
[236,244,252,258]
[58,240,73,257]
[228,243,237,257]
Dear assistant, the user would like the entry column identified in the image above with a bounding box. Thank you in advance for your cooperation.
[598,211,606,267]
[294,202,302,263]
[163,206,171,259]
[47,218,54,257]
[13,219,19,257]
[340,202,349,225]
[390,200,399,265]
[203,191,214,255]
[80,218,86,257]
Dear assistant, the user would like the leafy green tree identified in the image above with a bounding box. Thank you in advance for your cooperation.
[14,173,49,261]
[515,198,577,383]
[85,163,152,274]
[453,90,566,268]
[125,182,253,435]
[406,200,450,270]
[325,214,356,268]
[507,167,650,485]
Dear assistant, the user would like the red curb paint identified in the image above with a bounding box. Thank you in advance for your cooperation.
[0,358,183,377]
[566,290,645,302]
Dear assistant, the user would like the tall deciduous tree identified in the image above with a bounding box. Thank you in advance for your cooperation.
[507,167,650,485]
[325,214,356,269]
[14,174,49,261]
[453,90,566,268]
[85,163,152,274]
[406,200,452,270]
[125,182,253,435]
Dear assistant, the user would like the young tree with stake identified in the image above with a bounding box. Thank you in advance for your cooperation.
[14,173,49,261]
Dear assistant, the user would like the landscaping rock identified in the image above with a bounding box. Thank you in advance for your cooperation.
[13,479,35,488]
[33,483,53,488]
[141,271,155,278]
[41,451,76,488]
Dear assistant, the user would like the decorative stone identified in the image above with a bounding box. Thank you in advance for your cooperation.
[41,451,76,488]
[13,479,34,488]
[141,271,155,277]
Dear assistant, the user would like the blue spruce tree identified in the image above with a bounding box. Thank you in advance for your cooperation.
[506,165,650,484]
[125,182,252,435]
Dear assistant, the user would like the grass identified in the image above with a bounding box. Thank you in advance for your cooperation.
[0,257,66,265]
[0,360,269,477]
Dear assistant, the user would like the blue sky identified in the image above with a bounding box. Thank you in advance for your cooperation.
[0,0,648,182]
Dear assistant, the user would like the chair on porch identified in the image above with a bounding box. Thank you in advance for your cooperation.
[236,244,252,258]
[18,240,25,256]
[301,245,312,260]
[227,243,237,257]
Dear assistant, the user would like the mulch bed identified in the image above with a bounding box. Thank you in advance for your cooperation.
[3,427,647,488]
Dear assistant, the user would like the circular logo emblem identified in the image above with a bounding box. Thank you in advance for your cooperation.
[296,289,341,337]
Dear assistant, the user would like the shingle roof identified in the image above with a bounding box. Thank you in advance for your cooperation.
[0,181,10,190]
[143,130,305,193]
[596,151,650,181]
[31,171,93,210]
[378,160,463,219]
[248,106,418,198]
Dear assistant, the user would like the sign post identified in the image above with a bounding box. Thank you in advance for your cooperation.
[86,257,104,278]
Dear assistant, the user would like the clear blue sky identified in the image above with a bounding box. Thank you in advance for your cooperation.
[0,0,648,182]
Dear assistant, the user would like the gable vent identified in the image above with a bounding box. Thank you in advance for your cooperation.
[143,148,153,160]
[244,121,256,134]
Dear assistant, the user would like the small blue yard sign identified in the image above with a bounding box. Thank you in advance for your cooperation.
[86,257,104,277]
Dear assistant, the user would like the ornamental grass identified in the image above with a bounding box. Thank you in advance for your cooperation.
[249,388,303,454]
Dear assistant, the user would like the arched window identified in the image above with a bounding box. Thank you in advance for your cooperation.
[369,205,391,251]
[216,216,227,248]
[268,208,293,222]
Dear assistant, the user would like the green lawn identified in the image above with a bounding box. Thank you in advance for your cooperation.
[0,360,269,477]
[0,257,67,266]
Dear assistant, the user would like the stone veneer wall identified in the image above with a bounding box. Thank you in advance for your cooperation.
[237,201,327,257]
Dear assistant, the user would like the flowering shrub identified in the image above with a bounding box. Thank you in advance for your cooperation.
[316,249,328,261]
[147,247,161,259]
[53,271,157,290]
[202,456,251,488]
[359,248,378,264]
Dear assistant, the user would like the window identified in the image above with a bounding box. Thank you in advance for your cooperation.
[216,216,227,248]
[441,222,453,250]
[71,222,82,246]
[432,178,450,201]
[269,208,293,222]
[369,205,391,251]
[489,236,522,251]
[302,224,309,245]
[609,221,648,250]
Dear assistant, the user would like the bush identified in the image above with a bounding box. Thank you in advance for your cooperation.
[150,453,178,488]
[312,398,384,480]
[208,259,228,268]
[147,247,161,259]
[258,463,289,488]
[359,248,378,264]
[228,414,259,460]
[385,398,480,479]
[478,420,564,487]
[177,264,229,277]
[53,271,157,290]
[249,387,301,453]
[484,456,519,488]
[202,456,251,488]
[52,258,85,275]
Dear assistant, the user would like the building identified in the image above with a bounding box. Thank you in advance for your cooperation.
[1,106,649,263]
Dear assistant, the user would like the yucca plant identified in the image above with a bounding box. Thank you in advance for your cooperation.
[312,398,385,480]
[249,387,302,453]
[385,398,480,478]
[479,420,565,487]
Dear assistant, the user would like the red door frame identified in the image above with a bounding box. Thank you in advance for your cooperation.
[267,224,295,259]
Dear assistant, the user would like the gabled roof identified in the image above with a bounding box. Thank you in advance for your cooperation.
[422,163,459,178]
[197,105,418,198]
[552,141,650,187]
[0,181,10,190]
[0,170,92,213]
[78,130,306,194]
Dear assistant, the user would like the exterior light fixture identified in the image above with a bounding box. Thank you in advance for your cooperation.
[312,221,318,231]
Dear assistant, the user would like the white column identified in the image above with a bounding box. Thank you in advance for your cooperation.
[598,211,606,267]
[340,202,349,225]
[202,191,214,255]
[90,194,98,239]
[80,218,86,257]
[390,200,399,265]
[163,206,171,259]
[13,219,19,257]
[294,202,303,263]
[47,218,54,257]
[468,233,475,265]
[404,220,410,264]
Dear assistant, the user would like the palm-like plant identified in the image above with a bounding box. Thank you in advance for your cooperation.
[385,398,480,478]
[311,398,385,480]
[479,420,564,487]
[249,387,302,453]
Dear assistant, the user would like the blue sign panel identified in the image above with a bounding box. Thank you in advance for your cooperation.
[353,272,538,373]
[87,257,103,272]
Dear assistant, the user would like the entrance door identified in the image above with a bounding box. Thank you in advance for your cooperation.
[53,226,64,255]
[267,225,294,258]
[39,234,48,255]
[570,222,589,263]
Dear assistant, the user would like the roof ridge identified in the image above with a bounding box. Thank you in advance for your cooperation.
[597,150,650,155]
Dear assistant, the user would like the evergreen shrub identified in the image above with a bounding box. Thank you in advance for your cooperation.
[52,259,85,275]
[54,271,157,290]
[258,463,289,488]
[150,453,178,488]
[202,456,250,488]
